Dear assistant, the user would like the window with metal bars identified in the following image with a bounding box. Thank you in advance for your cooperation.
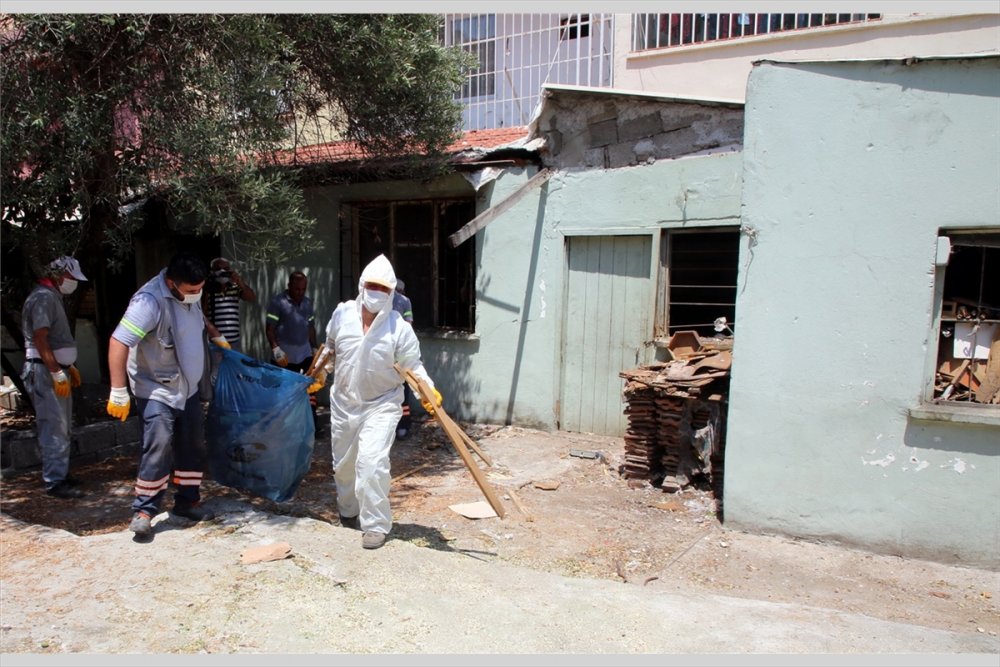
[934,232,1000,406]
[655,228,740,340]
[632,13,882,51]
[452,14,496,99]
[341,199,477,332]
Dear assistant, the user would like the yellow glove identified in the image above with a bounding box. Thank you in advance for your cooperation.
[51,369,71,398]
[421,387,443,415]
[211,336,232,350]
[67,365,82,389]
[307,369,327,395]
[107,386,131,422]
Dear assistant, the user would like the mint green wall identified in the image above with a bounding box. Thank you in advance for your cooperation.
[458,152,743,427]
[727,57,1000,566]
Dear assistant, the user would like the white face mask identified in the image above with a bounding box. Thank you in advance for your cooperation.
[58,278,78,295]
[362,288,389,313]
[181,291,202,305]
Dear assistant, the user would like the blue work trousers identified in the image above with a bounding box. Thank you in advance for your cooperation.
[132,394,205,516]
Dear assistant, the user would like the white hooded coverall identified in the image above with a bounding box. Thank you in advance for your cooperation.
[325,255,436,535]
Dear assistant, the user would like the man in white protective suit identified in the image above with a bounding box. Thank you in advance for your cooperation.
[317,254,442,550]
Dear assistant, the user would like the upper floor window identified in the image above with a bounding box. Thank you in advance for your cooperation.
[560,14,590,40]
[450,14,496,99]
[632,13,881,51]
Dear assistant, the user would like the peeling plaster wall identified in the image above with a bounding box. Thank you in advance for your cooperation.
[726,57,1000,566]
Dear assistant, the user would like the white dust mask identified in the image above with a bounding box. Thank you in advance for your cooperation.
[59,278,78,295]
[362,288,389,312]
[181,291,202,305]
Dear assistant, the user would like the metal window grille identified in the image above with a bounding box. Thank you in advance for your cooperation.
[443,13,615,131]
[341,199,477,332]
[632,13,882,51]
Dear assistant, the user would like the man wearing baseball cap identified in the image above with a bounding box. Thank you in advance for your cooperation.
[20,255,89,499]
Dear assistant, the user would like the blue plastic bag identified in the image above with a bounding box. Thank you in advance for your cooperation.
[206,348,315,502]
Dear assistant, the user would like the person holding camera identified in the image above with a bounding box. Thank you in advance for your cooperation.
[203,257,256,353]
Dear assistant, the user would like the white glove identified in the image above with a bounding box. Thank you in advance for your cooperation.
[211,336,231,350]
[107,386,131,421]
[272,346,288,367]
[51,369,70,398]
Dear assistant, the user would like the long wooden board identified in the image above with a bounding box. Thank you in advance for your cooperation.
[394,364,506,518]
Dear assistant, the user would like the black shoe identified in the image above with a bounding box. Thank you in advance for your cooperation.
[172,501,214,522]
[64,475,82,487]
[339,515,360,530]
[46,482,84,499]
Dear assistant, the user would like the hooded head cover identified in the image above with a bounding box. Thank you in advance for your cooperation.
[47,256,88,281]
[357,254,397,293]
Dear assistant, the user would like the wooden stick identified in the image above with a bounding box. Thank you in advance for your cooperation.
[506,487,534,522]
[305,344,333,379]
[458,429,493,467]
[392,462,432,484]
[394,364,506,518]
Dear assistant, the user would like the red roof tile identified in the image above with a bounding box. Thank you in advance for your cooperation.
[267,126,528,167]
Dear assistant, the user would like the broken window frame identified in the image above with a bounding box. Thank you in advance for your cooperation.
[654,227,740,342]
[340,198,477,333]
[932,230,1000,407]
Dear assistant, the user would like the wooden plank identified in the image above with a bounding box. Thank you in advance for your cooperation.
[394,364,506,518]
[447,168,552,248]
[507,487,534,522]
[975,328,1000,403]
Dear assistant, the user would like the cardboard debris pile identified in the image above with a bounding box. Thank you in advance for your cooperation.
[619,331,731,493]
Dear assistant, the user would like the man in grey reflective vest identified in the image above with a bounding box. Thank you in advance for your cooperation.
[107,251,228,539]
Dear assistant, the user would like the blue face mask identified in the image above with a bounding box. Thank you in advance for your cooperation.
[362,288,389,313]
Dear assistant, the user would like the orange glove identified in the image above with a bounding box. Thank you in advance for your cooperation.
[421,387,443,415]
[51,370,71,398]
[67,365,82,389]
[106,386,131,422]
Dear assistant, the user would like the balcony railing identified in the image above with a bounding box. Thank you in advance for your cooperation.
[632,13,882,51]
[443,13,615,131]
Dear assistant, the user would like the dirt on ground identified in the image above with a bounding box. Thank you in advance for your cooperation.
[1,407,998,644]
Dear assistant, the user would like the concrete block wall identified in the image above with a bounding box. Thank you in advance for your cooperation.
[0,417,142,479]
[536,89,744,170]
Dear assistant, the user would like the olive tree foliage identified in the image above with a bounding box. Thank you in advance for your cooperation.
[1,14,468,272]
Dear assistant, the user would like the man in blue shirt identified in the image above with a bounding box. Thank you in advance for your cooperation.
[266,271,317,373]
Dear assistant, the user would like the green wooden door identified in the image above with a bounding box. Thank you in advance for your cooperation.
[561,235,653,436]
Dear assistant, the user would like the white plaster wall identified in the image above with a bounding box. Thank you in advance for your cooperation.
[727,57,1000,566]
[614,14,1000,102]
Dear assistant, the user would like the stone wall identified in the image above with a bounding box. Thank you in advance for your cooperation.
[534,89,744,170]
[0,417,142,479]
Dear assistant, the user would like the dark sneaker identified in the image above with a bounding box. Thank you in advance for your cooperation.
[362,531,386,550]
[129,512,153,537]
[46,482,84,499]
[172,501,214,522]
[64,475,82,487]
[339,515,360,530]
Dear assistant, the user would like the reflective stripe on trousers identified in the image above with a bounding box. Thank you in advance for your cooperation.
[132,393,205,516]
